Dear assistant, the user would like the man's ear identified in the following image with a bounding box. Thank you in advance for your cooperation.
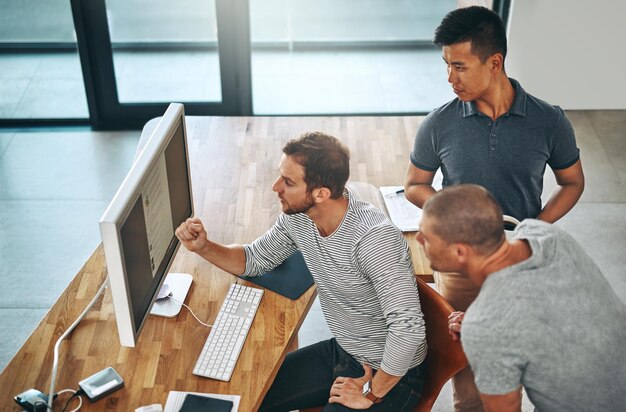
[454,243,472,264]
[490,53,504,72]
[312,187,332,203]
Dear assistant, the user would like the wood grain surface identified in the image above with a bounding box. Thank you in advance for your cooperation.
[0,116,432,411]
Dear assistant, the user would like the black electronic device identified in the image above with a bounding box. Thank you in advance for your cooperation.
[180,394,234,412]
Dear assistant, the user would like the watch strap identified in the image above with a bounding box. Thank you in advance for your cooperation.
[363,383,383,404]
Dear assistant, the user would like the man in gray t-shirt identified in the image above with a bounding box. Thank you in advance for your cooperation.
[417,184,626,411]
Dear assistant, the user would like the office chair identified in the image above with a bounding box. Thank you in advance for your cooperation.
[300,276,467,412]
[412,276,467,412]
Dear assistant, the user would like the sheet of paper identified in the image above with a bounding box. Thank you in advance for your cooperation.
[379,186,422,232]
[164,391,240,412]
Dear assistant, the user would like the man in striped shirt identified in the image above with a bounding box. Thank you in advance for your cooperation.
[176,132,427,411]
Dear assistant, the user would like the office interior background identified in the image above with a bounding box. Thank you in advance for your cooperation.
[1,0,625,410]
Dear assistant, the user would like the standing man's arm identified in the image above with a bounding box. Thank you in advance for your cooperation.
[448,312,522,412]
[536,159,584,223]
[404,163,438,208]
[406,111,442,208]
[480,390,523,412]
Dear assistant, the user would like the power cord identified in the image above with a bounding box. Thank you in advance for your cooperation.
[33,278,207,410]
[166,296,213,328]
[58,388,84,412]
[47,277,110,409]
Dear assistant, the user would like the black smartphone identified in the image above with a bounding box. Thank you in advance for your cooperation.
[179,394,234,412]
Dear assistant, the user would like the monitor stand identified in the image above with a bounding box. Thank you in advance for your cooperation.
[150,272,193,318]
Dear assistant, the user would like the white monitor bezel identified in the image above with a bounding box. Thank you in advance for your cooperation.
[99,103,193,347]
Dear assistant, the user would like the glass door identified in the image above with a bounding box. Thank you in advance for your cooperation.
[71,0,251,130]
[249,0,456,115]
[0,0,89,123]
[107,0,221,104]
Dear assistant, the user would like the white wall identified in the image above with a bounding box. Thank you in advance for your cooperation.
[506,0,626,109]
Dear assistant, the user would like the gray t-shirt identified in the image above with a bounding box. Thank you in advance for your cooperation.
[410,79,580,221]
[462,220,626,411]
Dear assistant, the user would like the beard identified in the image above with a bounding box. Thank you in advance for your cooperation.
[283,192,316,215]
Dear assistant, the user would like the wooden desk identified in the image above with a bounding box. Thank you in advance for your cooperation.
[0,116,431,411]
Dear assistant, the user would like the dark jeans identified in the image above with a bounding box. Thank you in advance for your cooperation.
[259,338,425,412]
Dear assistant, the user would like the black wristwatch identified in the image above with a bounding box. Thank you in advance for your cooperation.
[363,381,383,404]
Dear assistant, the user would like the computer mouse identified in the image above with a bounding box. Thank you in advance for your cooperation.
[156,283,173,300]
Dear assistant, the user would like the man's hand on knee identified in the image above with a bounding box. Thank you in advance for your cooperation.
[328,364,374,409]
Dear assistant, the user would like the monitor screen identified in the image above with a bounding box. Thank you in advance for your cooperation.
[100,103,193,347]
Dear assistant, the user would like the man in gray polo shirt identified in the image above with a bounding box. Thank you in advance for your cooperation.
[404,6,585,412]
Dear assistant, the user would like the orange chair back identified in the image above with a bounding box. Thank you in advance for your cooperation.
[413,276,468,412]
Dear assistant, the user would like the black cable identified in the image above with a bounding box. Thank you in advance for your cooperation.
[60,389,85,412]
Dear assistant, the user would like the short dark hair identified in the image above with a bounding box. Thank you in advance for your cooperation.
[423,184,505,255]
[434,6,507,64]
[283,132,350,199]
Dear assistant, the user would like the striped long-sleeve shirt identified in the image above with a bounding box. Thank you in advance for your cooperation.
[242,189,427,376]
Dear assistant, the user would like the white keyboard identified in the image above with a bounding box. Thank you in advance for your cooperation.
[193,283,263,381]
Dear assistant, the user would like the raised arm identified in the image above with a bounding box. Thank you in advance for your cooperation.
[537,159,584,223]
[404,162,438,208]
[175,217,247,275]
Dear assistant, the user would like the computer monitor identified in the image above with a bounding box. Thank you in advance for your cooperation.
[100,103,194,347]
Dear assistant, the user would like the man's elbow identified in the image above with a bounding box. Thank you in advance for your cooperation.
[561,171,585,202]
[557,159,585,193]
[575,172,585,194]
[404,183,433,209]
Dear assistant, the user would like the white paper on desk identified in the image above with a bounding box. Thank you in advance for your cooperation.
[380,186,422,232]
[164,391,240,412]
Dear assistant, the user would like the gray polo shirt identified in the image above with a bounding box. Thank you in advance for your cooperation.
[410,78,579,220]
